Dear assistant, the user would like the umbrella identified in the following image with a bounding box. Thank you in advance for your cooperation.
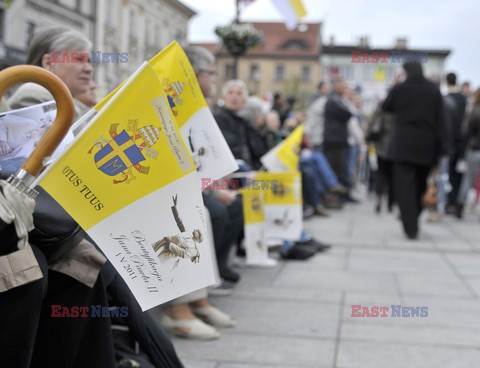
[0,65,74,254]
[0,65,74,367]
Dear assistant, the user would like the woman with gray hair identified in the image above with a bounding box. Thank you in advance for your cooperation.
[8,26,93,118]
[214,79,268,170]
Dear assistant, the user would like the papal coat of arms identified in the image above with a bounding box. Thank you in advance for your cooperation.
[163,79,184,116]
[88,119,160,184]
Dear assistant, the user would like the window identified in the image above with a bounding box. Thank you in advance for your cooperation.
[225,64,235,79]
[363,65,373,81]
[301,65,311,82]
[176,30,185,42]
[387,66,396,81]
[250,64,260,81]
[26,21,36,47]
[341,65,353,81]
[282,39,308,50]
[129,9,136,39]
[327,66,340,79]
[275,64,285,81]
[155,24,161,49]
[0,9,4,41]
[106,0,113,25]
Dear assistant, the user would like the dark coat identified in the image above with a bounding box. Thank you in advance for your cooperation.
[323,93,353,146]
[445,92,467,147]
[460,106,480,156]
[213,106,267,169]
[382,76,447,167]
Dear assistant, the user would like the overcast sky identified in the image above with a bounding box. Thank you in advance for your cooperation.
[181,0,479,87]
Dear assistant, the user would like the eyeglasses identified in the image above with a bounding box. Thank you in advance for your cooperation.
[197,69,217,77]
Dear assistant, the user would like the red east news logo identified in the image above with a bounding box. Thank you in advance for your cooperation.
[351,305,428,317]
[351,51,429,64]
[51,305,129,317]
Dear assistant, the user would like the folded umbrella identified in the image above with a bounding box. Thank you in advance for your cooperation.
[0,65,74,259]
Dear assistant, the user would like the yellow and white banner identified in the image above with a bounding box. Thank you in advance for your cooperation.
[255,171,302,241]
[271,0,307,30]
[261,125,303,172]
[241,188,270,265]
[91,42,238,184]
[39,62,216,311]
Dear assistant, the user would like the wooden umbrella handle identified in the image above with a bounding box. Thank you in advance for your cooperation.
[0,65,75,177]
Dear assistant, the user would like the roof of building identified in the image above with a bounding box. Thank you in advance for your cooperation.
[168,0,197,18]
[192,22,322,59]
[322,45,451,57]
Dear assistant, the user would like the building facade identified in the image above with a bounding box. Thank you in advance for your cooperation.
[0,0,195,96]
[95,0,195,96]
[195,22,322,103]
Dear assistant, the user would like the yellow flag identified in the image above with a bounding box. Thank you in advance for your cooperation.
[149,42,207,127]
[95,42,206,128]
[39,63,195,231]
[255,171,302,241]
[271,0,307,30]
[92,42,238,182]
[39,60,218,311]
[276,125,303,171]
[241,188,265,225]
[255,171,302,205]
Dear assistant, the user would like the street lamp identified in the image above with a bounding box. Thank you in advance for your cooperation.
[215,0,262,79]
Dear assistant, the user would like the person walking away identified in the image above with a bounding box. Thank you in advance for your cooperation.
[456,88,480,218]
[444,73,467,215]
[382,62,447,239]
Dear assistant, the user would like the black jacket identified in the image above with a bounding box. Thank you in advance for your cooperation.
[445,92,467,147]
[323,93,353,146]
[213,106,267,169]
[382,76,447,166]
[460,106,480,156]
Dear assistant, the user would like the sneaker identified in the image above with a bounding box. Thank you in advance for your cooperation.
[219,268,240,283]
[280,244,316,260]
[208,280,235,296]
[303,205,315,219]
[331,184,349,194]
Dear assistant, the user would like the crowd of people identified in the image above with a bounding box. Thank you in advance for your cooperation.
[0,24,479,367]
[366,66,479,238]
